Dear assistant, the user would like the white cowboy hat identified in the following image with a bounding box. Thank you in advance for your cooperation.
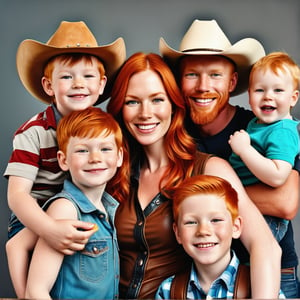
[159,19,265,96]
[17,21,126,104]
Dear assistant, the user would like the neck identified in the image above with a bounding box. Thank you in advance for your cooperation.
[198,104,236,136]
[195,251,231,294]
[142,142,169,173]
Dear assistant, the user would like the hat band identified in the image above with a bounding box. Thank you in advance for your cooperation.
[182,48,223,53]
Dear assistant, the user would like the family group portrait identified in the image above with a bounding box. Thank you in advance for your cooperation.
[0,0,299,298]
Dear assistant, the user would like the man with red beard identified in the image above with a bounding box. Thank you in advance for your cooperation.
[160,19,300,298]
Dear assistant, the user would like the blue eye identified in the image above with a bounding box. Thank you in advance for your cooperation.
[210,73,221,78]
[152,97,164,103]
[211,218,223,223]
[61,75,72,79]
[184,220,197,225]
[76,149,88,153]
[184,72,198,78]
[124,100,139,106]
[274,88,284,93]
[101,147,113,152]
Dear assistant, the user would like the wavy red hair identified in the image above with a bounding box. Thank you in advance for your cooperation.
[107,52,197,197]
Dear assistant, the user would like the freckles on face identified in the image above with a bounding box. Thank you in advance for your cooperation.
[175,194,238,267]
[122,69,172,146]
[49,58,104,115]
[62,133,122,189]
[180,55,236,94]
[180,56,236,125]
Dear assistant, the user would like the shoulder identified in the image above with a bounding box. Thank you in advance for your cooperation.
[192,151,214,175]
[205,155,232,171]
[235,106,254,118]
[267,120,299,140]
[46,197,78,220]
[279,118,299,130]
[14,106,57,135]
[233,106,254,128]
[195,151,213,164]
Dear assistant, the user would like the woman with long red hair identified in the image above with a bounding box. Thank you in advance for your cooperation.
[107,52,281,299]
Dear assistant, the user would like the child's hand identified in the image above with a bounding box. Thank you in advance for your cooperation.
[228,129,251,156]
[42,219,96,255]
[92,223,98,231]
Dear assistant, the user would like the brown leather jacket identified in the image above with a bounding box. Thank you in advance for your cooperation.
[115,151,211,299]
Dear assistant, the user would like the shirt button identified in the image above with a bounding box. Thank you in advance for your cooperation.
[139,259,144,266]
[155,199,160,205]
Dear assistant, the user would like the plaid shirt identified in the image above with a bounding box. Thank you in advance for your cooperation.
[155,251,285,299]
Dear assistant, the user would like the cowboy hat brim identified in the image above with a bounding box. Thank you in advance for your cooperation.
[160,37,265,96]
[17,37,126,104]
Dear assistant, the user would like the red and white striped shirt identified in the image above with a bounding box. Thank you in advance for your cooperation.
[4,105,66,204]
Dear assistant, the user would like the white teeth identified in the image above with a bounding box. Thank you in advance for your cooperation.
[196,243,215,248]
[195,98,213,103]
[137,124,156,130]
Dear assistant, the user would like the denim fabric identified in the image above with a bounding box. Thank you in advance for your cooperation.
[46,180,120,299]
[7,213,24,239]
[264,216,289,242]
[280,267,300,298]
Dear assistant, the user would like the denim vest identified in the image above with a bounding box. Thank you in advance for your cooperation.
[45,180,119,299]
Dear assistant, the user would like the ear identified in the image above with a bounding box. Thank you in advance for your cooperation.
[229,71,238,93]
[173,222,182,244]
[290,89,299,108]
[98,76,107,95]
[117,147,123,168]
[41,76,55,96]
[57,150,69,172]
[232,216,243,239]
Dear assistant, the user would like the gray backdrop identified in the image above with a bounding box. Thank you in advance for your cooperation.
[1,0,299,297]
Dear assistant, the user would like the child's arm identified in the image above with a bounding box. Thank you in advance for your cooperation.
[204,156,281,299]
[8,176,95,254]
[229,129,292,187]
[25,198,78,299]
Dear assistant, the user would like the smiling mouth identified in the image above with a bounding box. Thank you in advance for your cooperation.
[69,94,88,99]
[135,123,158,130]
[194,243,217,248]
[191,97,215,104]
[85,168,106,173]
[261,105,276,112]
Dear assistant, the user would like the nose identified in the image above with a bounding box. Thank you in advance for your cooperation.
[196,222,212,236]
[195,75,210,92]
[72,76,85,88]
[139,102,152,119]
[264,89,273,100]
[89,151,102,163]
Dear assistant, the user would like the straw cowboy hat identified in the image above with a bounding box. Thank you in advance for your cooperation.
[159,19,265,96]
[16,21,126,104]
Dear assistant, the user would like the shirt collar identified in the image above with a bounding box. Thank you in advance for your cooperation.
[51,104,63,125]
[189,250,240,296]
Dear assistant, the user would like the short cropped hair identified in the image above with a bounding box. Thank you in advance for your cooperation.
[56,107,129,203]
[250,51,300,90]
[172,175,239,223]
[44,53,105,79]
